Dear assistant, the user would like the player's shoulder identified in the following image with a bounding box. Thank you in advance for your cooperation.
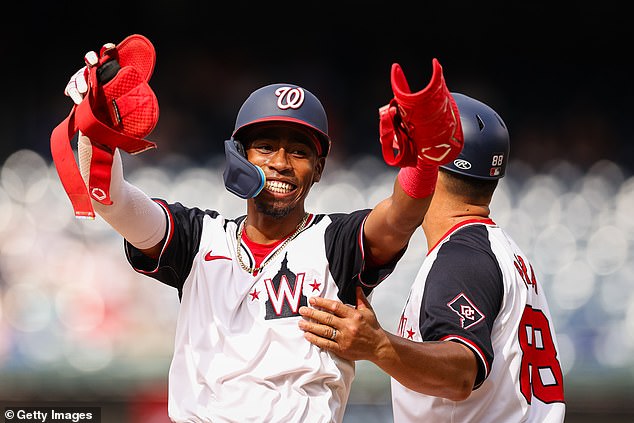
[157,199,240,233]
[313,210,371,243]
[320,209,371,223]
[158,200,222,220]
[440,222,501,264]
[447,221,493,246]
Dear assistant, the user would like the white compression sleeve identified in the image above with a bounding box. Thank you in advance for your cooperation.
[78,134,167,250]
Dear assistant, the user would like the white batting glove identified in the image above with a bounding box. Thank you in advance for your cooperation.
[63,49,102,105]
[64,66,88,105]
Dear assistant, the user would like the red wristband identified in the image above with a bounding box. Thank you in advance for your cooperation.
[397,164,438,198]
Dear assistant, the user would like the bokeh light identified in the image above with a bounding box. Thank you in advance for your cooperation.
[1,150,632,421]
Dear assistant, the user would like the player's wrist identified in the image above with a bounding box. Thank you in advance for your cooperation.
[397,163,438,199]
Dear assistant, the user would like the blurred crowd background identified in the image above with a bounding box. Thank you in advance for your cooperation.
[1,2,632,422]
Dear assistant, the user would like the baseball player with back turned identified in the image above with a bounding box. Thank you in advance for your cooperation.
[300,94,566,422]
[59,37,464,422]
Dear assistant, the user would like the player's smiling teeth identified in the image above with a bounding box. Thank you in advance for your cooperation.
[266,180,294,193]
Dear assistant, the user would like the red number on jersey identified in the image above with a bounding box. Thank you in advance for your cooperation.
[518,305,565,403]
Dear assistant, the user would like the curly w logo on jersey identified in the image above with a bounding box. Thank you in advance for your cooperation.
[264,253,308,319]
[447,292,485,330]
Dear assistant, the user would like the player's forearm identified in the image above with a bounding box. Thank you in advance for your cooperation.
[373,333,477,401]
[364,180,431,265]
[93,177,167,252]
[78,135,167,253]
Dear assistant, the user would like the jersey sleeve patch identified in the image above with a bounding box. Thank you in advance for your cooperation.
[447,292,485,330]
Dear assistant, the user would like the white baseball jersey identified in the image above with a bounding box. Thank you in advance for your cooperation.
[125,200,401,423]
[392,219,565,423]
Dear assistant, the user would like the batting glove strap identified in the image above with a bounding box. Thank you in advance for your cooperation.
[78,135,166,250]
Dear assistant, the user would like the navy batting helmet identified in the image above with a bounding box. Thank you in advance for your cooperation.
[440,93,510,180]
[232,83,331,157]
[223,83,331,199]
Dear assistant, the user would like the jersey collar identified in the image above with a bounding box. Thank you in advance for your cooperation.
[428,218,496,255]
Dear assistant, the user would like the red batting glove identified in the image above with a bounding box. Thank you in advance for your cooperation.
[379,58,464,168]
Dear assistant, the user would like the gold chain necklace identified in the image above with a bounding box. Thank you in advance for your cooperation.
[236,212,310,275]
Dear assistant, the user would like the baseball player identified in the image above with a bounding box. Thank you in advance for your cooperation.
[299,94,566,422]
[59,38,464,422]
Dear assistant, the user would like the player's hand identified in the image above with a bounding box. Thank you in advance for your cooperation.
[298,286,387,362]
[63,43,116,105]
[379,58,464,168]
[63,50,97,104]
[64,66,88,105]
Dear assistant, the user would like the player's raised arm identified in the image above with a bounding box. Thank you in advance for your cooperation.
[77,134,166,258]
[363,59,463,266]
[55,37,167,258]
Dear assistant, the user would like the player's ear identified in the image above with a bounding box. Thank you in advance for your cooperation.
[312,157,325,183]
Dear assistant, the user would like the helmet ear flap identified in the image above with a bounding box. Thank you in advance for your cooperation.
[223,140,266,199]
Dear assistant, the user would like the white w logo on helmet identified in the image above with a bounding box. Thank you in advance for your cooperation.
[275,87,305,110]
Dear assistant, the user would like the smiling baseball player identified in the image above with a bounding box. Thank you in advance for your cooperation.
[57,36,466,422]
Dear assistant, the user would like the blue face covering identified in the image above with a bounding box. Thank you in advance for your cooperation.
[223,139,266,199]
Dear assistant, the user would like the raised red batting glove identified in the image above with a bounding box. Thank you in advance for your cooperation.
[379,58,464,168]
[51,34,159,219]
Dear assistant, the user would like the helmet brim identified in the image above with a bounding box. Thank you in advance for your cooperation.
[233,117,331,157]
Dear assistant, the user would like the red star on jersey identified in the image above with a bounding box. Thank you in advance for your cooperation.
[406,328,416,339]
[250,288,260,301]
[309,280,321,292]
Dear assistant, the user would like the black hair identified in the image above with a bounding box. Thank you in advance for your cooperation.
[439,167,498,204]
